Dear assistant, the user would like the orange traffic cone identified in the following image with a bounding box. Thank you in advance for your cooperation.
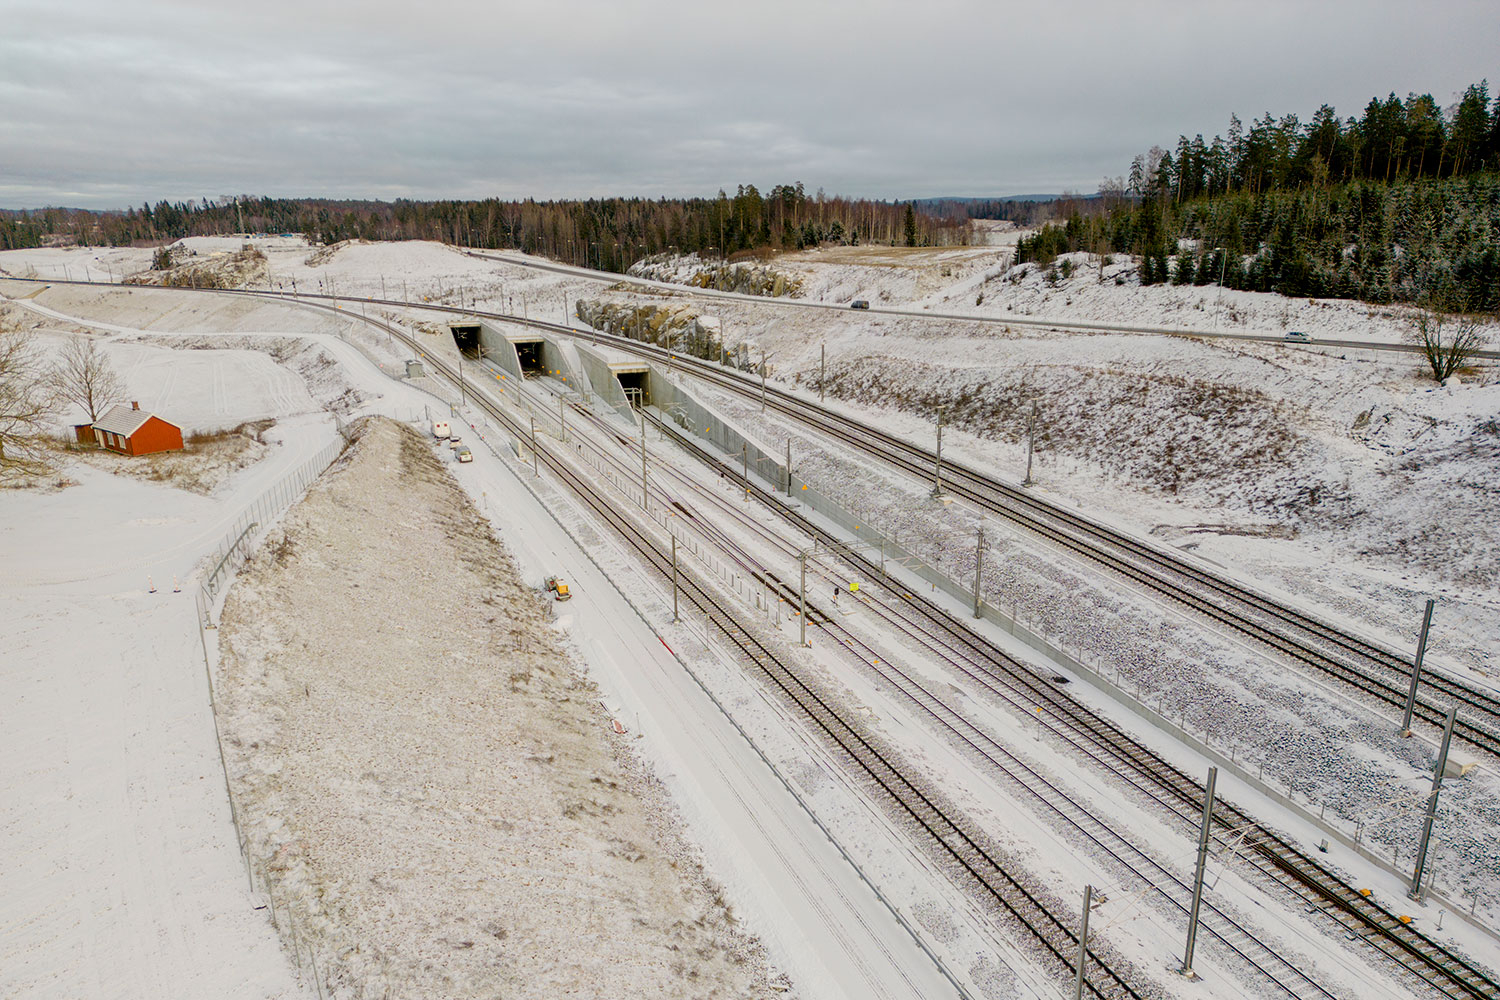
[148,576,156,593]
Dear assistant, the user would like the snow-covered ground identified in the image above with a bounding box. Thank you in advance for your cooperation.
[4,235,1497,997]
[1,278,993,999]
[213,417,787,998]
[475,352,1496,997]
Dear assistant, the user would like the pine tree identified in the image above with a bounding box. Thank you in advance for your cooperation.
[903,203,918,247]
[1174,249,1196,284]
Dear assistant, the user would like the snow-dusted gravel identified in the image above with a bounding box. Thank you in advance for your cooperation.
[687,375,1500,926]
[216,416,781,999]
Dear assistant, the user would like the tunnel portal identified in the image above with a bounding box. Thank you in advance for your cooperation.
[451,324,482,357]
[515,340,545,376]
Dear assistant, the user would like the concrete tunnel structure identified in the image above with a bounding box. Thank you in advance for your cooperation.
[447,318,581,388]
[447,318,666,420]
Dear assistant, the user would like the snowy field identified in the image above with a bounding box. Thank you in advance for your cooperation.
[1,278,981,998]
[3,235,1497,998]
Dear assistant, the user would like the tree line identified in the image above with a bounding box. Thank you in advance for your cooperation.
[1014,80,1500,311]
[0,184,970,268]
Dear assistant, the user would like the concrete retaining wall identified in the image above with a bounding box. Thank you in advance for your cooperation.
[574,343,636,418]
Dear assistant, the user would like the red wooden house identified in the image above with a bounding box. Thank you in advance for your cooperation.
[84,402,184,456]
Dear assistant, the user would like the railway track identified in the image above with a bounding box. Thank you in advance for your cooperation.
[337,303,1147,998]
[487,359,1498,1000]
[173,276,1491,759]
[582,328,1500,758]
[21,279,1495,997]
[34,277,1500,758]
[645,406,1500,1000]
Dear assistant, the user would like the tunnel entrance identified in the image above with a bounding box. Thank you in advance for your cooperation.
[616,369,649,408]
[451,324,482,357]
[515,340,545,376]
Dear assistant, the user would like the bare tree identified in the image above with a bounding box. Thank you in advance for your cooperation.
[52,336,124,424]
[1407,308,1491,382]
[0,325,56,478]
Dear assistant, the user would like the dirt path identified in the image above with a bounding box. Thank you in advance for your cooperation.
[217,416,780,998]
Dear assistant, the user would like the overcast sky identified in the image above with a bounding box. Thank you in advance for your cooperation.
[3,1,1496,209]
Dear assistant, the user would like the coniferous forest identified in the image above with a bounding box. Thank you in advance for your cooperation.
[6,81,1498,310]
[1014,81,1500,310]
[0,184,968,269]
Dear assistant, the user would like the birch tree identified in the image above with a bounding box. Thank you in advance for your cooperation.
[52,337,124,424]
[1407,308,1490,382]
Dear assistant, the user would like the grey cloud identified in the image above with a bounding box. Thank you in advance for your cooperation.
[2,0,1495,208]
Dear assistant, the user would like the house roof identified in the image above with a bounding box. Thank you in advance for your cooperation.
[93,403,157,437]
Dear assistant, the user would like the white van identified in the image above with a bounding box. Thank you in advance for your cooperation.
[432,420,451,439]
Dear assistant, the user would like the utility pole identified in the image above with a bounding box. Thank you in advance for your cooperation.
[820,343,826,402]
[1072,885,1093,1000]
[972,528,985,618]
[760,349,767,411]
[1401,599,1437,735]
[529,417,538,475]
[931,405,947,498]
[559,397,567,444]
[639,407,649,513]
[741,443,749,502]
[1212,247,1228,330]
[671,535,679,622]
[1181,766,1218,978]
[1023,401,1039,486]
[785,439,792,495]
[1410,705,1459,900]
[799,551,808,647]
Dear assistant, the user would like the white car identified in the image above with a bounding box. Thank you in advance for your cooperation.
[1284,331,1312,343]
[455,445,473,463]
